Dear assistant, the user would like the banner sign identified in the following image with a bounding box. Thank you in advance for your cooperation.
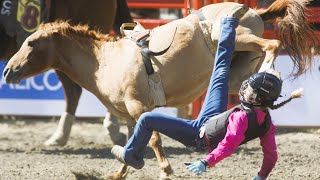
[0,56,320,126]
[0,69,63,99]
[0,61,107,116]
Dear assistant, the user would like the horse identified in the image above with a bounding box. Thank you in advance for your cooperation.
[0,0,133,146]
[3,0,318,179]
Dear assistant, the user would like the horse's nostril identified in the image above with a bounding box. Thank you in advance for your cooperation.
[3,68,9,77]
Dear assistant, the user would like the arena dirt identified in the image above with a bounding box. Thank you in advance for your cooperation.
[0,117,319,180]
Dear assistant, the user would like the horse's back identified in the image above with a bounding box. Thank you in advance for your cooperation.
[200,2,264,36]
[153,3,265,106]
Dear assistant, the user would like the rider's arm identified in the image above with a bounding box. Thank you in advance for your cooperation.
[258,122,277,178]
[204,110,248,167]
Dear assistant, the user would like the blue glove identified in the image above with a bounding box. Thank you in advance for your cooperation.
[186,160,208,175]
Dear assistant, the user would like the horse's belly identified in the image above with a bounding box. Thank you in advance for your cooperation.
[164,71,212,107]
[159,42,214,107]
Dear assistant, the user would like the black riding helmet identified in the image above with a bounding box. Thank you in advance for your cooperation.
[239,71,282,107]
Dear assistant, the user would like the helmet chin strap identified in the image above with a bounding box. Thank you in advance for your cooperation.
[241,99,275,109]
[240,101,253,108]
[241,101,261,108]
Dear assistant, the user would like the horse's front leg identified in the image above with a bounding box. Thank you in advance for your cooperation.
[235,34,281,72]
[149,131,174,179]
[123,96,173,179]
[44,70,81,146]
[107,118,135,180]
[105,164,129,180]
[127,99,174,180]
[103,113,127,146]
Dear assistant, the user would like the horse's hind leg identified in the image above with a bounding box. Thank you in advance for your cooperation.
[229,51,263,93]
[45,70,81,146]
[235,34,281,72]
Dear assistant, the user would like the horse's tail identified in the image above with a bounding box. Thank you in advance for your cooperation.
[113,0,134,36]
[256,0,318,77]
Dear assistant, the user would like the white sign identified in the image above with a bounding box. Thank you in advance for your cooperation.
[271,55,320,126]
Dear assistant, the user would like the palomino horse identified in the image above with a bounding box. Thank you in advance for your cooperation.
[3,0,318,179]
[0,0,132,146]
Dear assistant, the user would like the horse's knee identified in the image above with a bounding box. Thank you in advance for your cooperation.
[265,39,281,53]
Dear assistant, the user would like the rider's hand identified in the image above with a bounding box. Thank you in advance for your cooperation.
[252,175,266,180]
[186,159,208,175]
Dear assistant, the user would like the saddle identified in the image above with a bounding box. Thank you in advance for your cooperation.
[120,10,206,107]
[121,9,207,75]
[121,21,177,75]
[121,21,177,107]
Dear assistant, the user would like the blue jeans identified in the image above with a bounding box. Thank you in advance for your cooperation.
[123,17,239,163]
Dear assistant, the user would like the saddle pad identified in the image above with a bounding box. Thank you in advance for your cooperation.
[148,73,166,107]
[148,23,177,54]
[199,20,216,55]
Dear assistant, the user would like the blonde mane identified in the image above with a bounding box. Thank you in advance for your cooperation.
[39,21,120,42]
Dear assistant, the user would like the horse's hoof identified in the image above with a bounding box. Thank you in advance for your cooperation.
[44,135,67,146]
[228,4,249,20]
[103,173,126,180]
[159,172,172,180]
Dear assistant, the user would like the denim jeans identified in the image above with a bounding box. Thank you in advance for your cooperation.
[123,17,239,163]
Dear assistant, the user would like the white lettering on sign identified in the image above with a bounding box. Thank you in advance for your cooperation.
[43,71,61,91]
[0,71,62,91]
[1,0,12,16]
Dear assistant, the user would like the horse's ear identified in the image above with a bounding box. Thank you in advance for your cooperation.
[28,40,36,47]
[49,29,60,39]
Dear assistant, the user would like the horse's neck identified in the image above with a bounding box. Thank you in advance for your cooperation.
[54,37,103,92]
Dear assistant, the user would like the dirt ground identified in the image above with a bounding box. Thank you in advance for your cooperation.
[0,117,319,180]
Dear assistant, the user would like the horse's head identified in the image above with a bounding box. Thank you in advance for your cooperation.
[3,26,56,84]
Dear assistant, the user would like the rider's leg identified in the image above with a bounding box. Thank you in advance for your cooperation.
[116,112,198,169]
[195,6,248,126]
[111,5,249,169]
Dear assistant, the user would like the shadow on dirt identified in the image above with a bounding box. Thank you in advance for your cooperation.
[276,127,320,135]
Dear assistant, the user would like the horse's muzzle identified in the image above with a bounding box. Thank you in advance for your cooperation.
[2,68,21,84]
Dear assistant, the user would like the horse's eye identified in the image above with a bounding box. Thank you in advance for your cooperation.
[28,41,35,47]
